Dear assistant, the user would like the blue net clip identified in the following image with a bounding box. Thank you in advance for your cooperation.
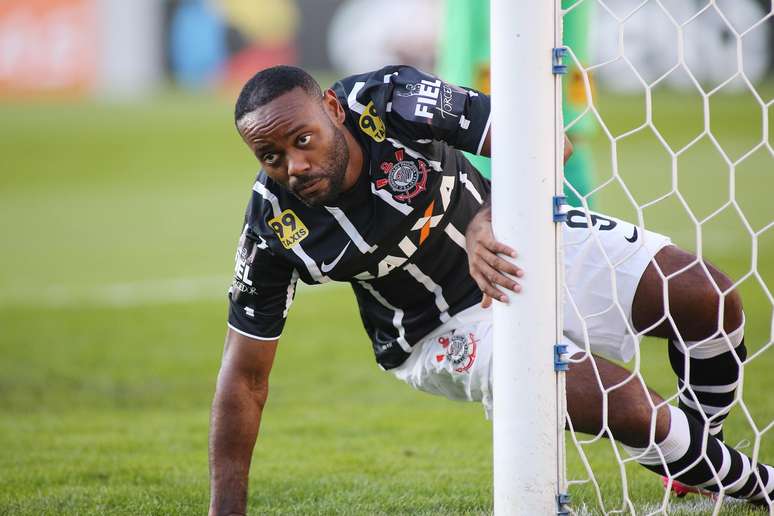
[557,493,571,514]
[553,195,567,222]
[554,343,569,372]
[552,47,568,75]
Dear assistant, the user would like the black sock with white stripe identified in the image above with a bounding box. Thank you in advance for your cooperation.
[668,322,746,441]
[624,406,774,504]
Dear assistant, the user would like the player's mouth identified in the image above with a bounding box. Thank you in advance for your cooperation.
[295,177,325,198]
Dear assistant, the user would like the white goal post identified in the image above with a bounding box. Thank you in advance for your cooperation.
[490,0,566,514]
[490,0,773,514]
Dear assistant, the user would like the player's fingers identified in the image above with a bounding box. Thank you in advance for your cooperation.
[481,294,492,309]
[474,247,522,287]
[477,262,521,298]
[476,233,517,258]
[470,269,509,303]
[481,250,523,279]
[485,283,509,303]
[489,240,517,259]
[488,268,521,293]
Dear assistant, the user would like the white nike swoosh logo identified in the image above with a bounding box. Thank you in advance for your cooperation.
[321,242,351,273]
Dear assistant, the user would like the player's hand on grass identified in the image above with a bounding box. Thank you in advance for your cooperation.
[464,203,523,307]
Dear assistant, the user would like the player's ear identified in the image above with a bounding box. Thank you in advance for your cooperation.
[322,89,345,125]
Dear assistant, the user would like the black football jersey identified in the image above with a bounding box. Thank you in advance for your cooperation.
[228,65,492,370]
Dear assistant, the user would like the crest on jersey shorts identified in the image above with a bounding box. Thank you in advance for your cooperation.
[376,149,428,202]
[436,332,479,373]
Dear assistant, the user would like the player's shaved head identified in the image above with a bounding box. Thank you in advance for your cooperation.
[235,65,323,124]
[234,68,360,208]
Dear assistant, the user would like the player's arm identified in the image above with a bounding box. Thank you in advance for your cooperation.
[477,127,573,163]
[360,66,491,155]
[208,330,277,516]
[364,66,573,164]
[208,213,298,514]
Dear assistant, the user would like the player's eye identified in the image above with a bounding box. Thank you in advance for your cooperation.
[297,134,312,146]
[262,152,279,165]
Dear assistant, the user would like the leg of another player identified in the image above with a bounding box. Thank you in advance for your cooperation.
[565,353,774,505]
[632,245,745,441]
[612,245,773,503]
[565,353,669,447]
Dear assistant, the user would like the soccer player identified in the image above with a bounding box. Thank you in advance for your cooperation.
[208,65,771,515]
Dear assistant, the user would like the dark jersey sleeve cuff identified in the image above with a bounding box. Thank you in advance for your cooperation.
[227,297,286,341]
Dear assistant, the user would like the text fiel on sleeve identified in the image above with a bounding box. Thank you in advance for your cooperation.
[228,223,298,341]
[355,65,491,155]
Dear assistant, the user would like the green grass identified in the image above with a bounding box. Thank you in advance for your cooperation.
[0,82,772,514]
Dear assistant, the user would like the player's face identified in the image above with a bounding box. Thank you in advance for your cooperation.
[237,88,350,207]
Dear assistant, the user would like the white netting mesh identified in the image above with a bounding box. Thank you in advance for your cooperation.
[560,0,773,513]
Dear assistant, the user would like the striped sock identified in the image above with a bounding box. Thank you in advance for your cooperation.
[623,406,774,504]
[668,321,746,441]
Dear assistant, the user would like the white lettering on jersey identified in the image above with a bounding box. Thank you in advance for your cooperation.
[354,176,457,281]
[234,251,254,286]
[377,255,408,278]
[415,104,433,119]
[241,266,253,286]
[413,79,441,119]
[418,81,440,99]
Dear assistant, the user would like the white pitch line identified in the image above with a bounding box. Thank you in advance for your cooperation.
[0,276,344,309]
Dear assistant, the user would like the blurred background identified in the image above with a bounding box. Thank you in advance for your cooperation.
[0,0,772,513]
[1,0,771,98]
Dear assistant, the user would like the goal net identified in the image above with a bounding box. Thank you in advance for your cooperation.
[559,0,773,514]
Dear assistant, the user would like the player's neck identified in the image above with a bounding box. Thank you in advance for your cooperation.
[340,126,364,193]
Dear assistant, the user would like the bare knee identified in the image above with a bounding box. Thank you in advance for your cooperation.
[633,246,743,340]
[692,264,743,335]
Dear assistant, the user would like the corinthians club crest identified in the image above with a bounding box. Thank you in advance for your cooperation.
[375,149,428,202]
[436,332,479,373]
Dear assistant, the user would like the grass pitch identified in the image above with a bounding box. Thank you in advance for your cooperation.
[0,83,772,514]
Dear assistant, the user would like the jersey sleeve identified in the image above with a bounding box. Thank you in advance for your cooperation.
[355,66,491,154]
[227,224,298,341]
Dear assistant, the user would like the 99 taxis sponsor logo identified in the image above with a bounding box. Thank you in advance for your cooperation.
[268,209,309,249]
[358,101,385,142]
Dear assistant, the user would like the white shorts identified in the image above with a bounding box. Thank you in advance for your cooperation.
[391,210,672,416]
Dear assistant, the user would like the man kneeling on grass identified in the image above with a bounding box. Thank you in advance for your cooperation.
[208,65,772,514]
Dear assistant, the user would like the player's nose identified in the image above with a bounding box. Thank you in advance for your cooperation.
[286,150,311,178]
